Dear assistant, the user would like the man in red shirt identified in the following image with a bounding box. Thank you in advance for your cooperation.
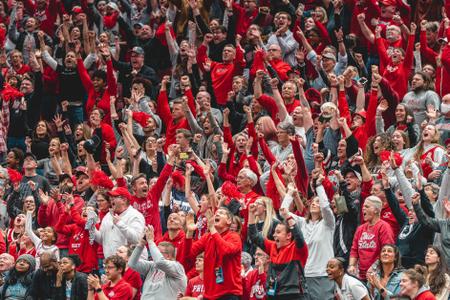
[185,207,243,300]
[87,255,133,300]
[130,145,175,240]
[157,76,196,152]
[198,43,245,107]
[157,212,187,265]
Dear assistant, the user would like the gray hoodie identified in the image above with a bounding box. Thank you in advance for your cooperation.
[129,242,187,300]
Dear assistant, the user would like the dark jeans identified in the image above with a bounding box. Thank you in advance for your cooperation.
[68,106,84,127]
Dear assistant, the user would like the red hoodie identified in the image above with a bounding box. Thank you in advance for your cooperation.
[54,204,98,273]
[130,163,172,240]
[185,230,243,299]
[350,219,395,280]
[37,196,84,250]
[157,89,196,152]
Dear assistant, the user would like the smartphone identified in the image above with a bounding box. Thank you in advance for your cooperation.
[179,152,189,160]
[358,77,368,85]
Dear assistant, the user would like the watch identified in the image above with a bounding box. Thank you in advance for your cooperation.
[95,288,103,294]
[380,288,385,294]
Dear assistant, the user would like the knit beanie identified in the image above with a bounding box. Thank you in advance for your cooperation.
[17,254,36,272]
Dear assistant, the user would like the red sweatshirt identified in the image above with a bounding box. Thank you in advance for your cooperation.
[376,34,415,99]
[185,230,243,299]
[130,163,172,240]
[338,89,378,151]
[242,269,267,300]
[37,196,84,249]
[350,219,395,280]
[54,204,98,273]
[198,45,245,106]
[157,89,196,152]
[78,58,117,126]
[123,268,142,300]
[95,278,133,300]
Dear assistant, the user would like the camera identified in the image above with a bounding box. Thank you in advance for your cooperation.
[83,135,101,154]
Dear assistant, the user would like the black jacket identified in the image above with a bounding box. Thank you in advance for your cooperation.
[333,181,359,266]
[111,60,159,99]
[386,188,435,268]
[54,272,88,300]
[30,269,57,300]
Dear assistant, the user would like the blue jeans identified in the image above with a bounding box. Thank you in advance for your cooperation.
[7,137,26,152]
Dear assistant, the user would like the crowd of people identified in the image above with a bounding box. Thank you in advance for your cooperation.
[0,0,449,299]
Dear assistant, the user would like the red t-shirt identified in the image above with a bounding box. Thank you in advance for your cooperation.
[243,269,267,300]
[95,278,133,300]
[185,275,204,297]
[123,268,142,300]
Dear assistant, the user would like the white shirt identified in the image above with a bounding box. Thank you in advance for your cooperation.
[95,206,145,258]
[334,274,369,300]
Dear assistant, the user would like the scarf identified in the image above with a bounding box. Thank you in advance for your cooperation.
[85,210,98,245]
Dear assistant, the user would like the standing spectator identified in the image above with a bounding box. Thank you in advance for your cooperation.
[94,187,145,258]
[349,196,395,280]
[128,225,187,299]
[248,204,309,299]
[185,207,243,300]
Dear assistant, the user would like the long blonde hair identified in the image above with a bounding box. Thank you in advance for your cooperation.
[413,125,441,162]
[255,197,278,238]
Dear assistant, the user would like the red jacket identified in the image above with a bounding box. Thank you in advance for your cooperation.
[198,44,245,106]
[185,230,243,299]
[130,163,172,240]
[157,89,196,152]
[436,39,450,97]
[376,34,415,99]
[78,59,117,125]
[54,204,99,273]
[350,219,395,280]
[98,122,117,164]
[37,196,84,249]
[242,269,267,300]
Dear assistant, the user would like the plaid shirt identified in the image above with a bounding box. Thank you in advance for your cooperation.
[0,100,10,155]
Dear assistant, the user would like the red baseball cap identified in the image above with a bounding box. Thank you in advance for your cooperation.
[108,187,132,202]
